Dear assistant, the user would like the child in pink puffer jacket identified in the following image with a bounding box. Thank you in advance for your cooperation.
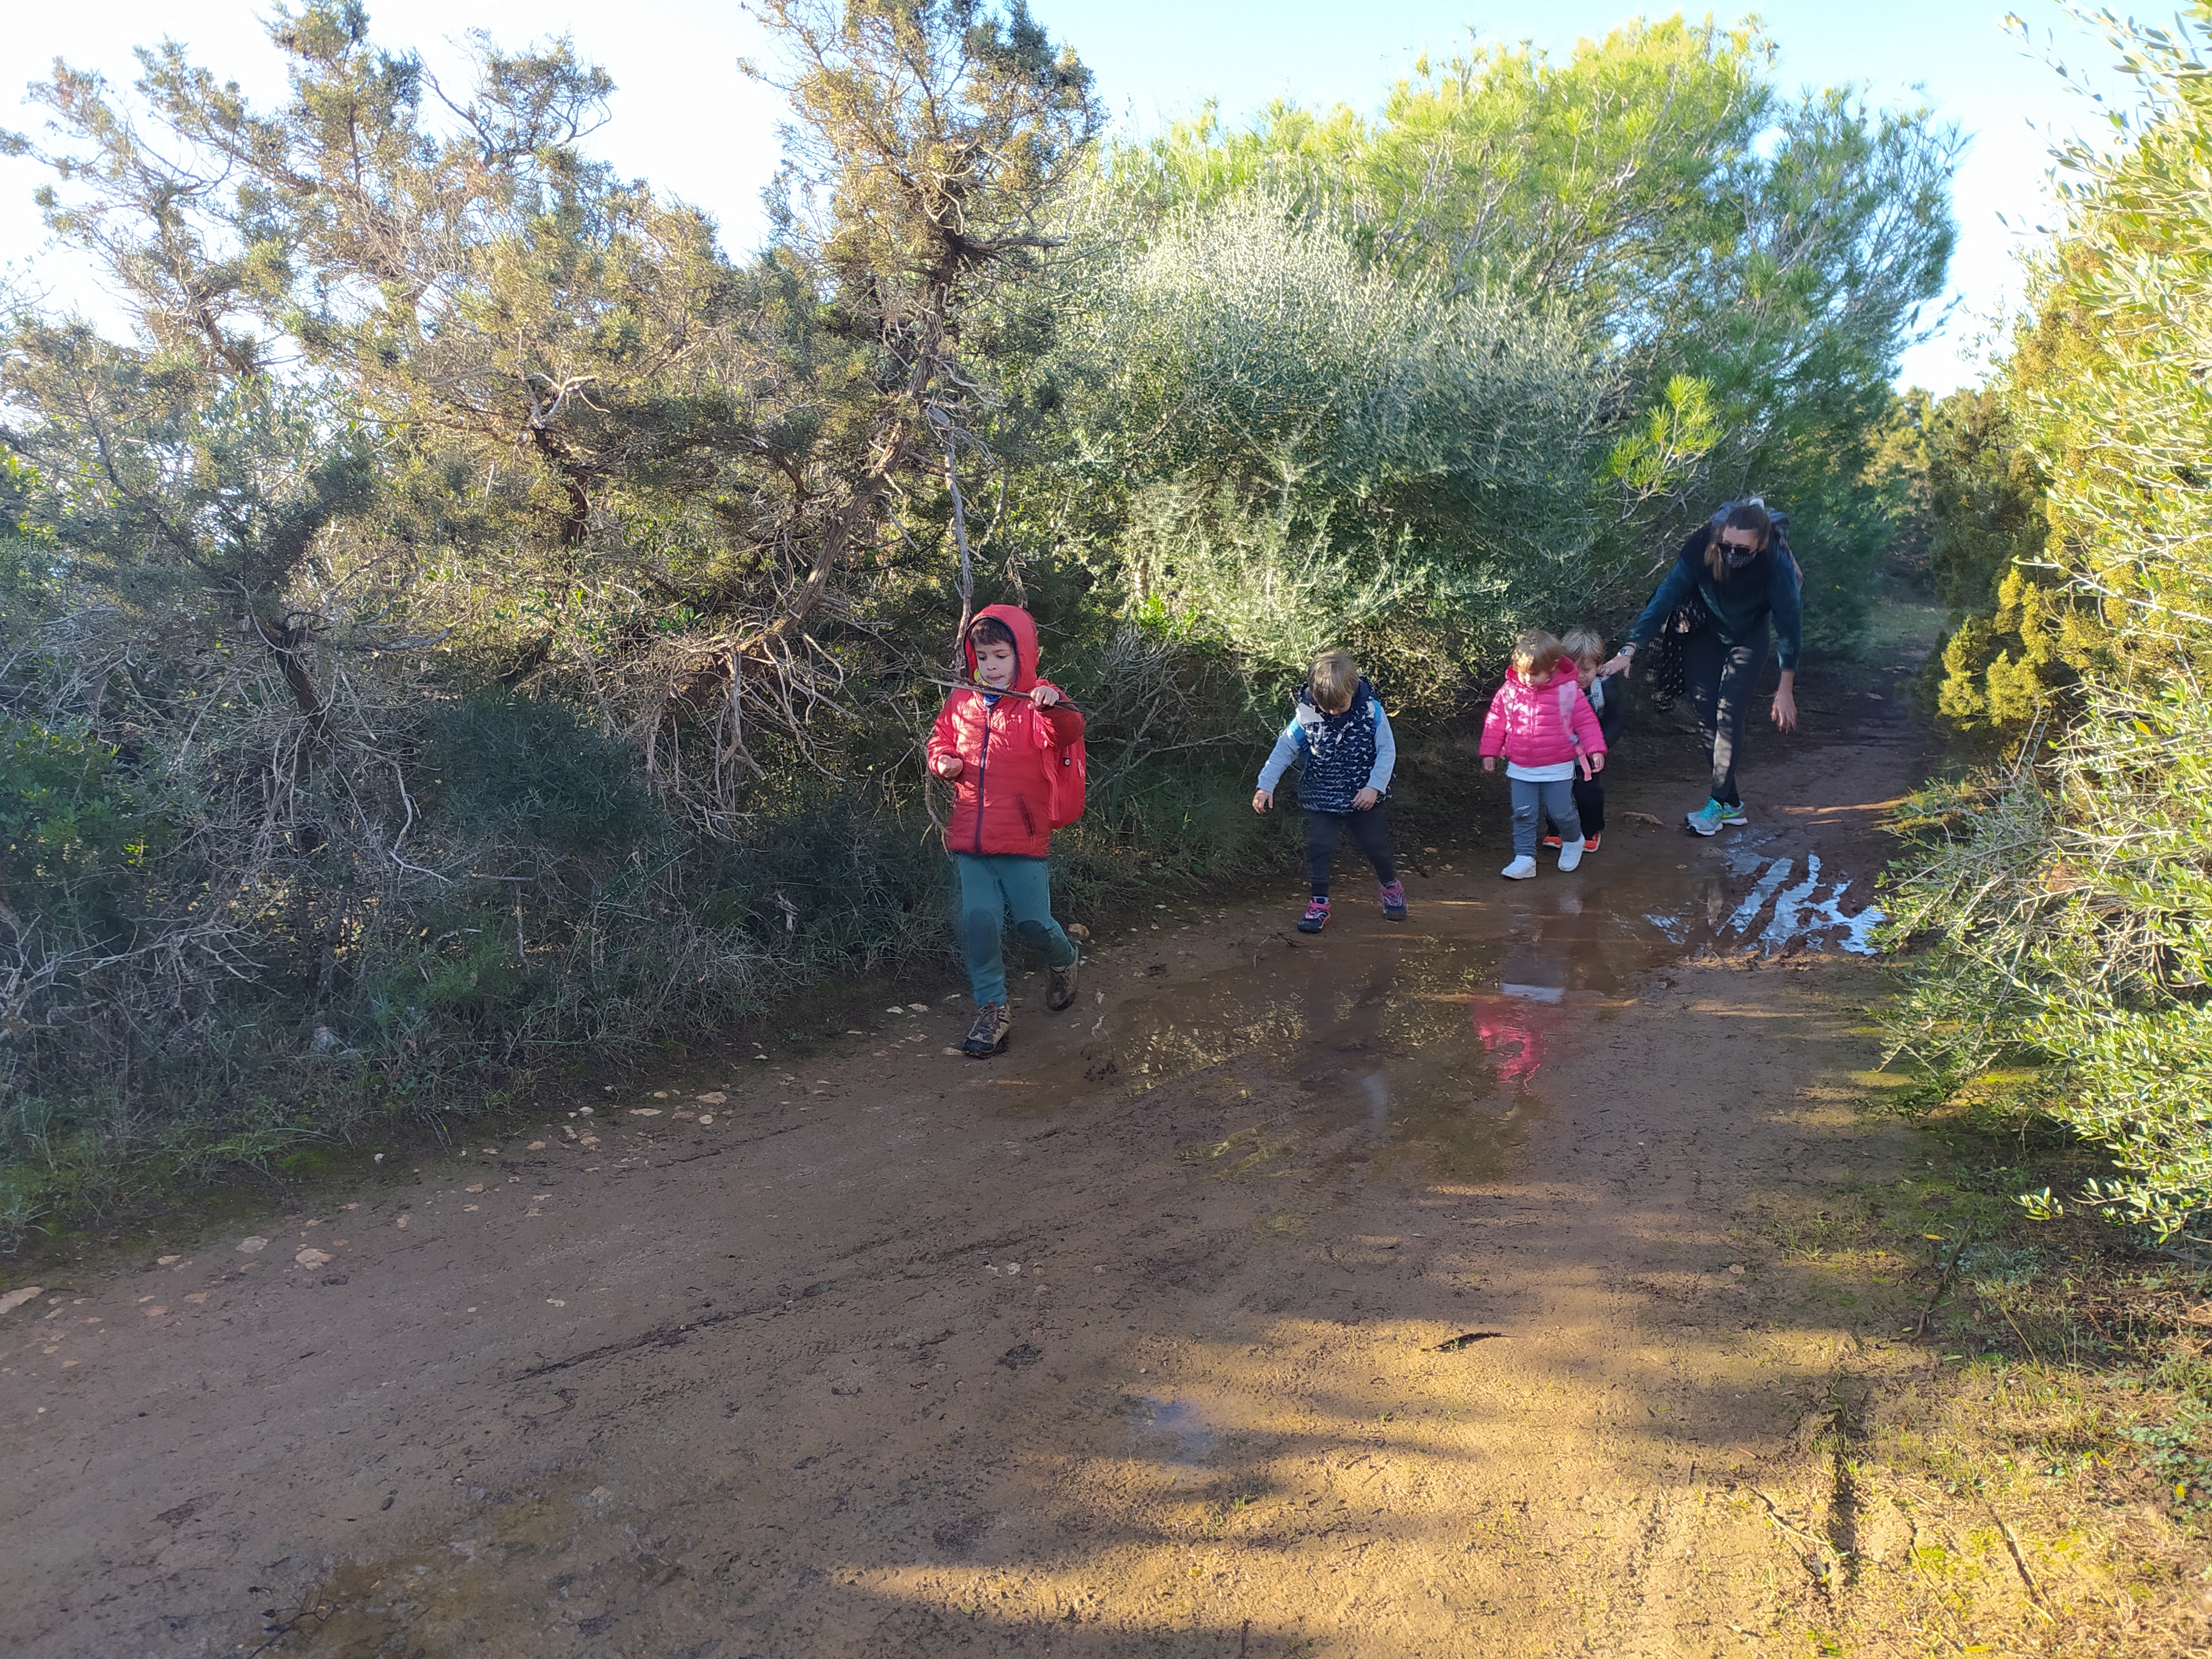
[1480,630,1608,880]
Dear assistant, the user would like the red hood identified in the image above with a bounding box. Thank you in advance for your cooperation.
[962,603,1042,693]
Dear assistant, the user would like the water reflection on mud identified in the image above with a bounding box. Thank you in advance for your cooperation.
[1013,832,1883,1183]
[1032,883,1684,1183]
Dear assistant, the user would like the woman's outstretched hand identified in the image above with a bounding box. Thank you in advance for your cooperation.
[1771,670,1798,733]
[1596,650,1634,679]
[1251,789,1273,814]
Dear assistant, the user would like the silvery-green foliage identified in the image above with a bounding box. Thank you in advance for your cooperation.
[1117,479,1532,690]
[1117,482,1451,672]
[1053,191,1620,691]
[1065,191,1610,505]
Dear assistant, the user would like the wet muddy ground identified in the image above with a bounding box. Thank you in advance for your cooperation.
[4,669,2002,1656]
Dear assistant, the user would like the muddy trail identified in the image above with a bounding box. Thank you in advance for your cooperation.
[3,667,1998,1656]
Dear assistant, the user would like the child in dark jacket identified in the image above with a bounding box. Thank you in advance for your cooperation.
[1480,630,1607,880]
[926,606,1085,1057]
[1542,626,1625,855]
[1251,650,1406,934]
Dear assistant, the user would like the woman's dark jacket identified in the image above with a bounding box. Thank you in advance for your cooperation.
[1625,529,1804,671]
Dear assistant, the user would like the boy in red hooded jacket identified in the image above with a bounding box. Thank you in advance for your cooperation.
[927,606,1086,1057]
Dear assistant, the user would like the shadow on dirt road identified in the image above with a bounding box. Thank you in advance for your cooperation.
[4,672,1938,1657]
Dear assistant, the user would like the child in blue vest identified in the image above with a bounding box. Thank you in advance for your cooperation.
[1252,650,1406,933]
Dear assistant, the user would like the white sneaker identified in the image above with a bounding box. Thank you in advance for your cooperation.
[1500,855,1536,880]
[1557,839,1584,873]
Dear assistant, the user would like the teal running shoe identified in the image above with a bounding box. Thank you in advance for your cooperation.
[1715,801,1749,827]
[1686,798,1728,837]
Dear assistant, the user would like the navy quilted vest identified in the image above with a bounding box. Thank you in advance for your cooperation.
[1292,679,1378,815]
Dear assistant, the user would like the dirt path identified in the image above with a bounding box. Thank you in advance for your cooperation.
[4,670,1971,1657]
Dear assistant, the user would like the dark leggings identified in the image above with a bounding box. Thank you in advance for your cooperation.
[1305,806,1397,897]
[1683,628,1768,807]
[1542,775,1606,840]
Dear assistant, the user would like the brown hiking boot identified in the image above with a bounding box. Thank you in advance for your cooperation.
[961,1002,1011,1057]
[1045,943,1081,1011]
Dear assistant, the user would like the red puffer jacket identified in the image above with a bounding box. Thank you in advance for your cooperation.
[1479,660,1606,770]
[927,604,1086,858]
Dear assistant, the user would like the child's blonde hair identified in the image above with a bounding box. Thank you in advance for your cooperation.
[1310,650,1360,713]
[1560,625,1605,666]
[1510,630,1564,680]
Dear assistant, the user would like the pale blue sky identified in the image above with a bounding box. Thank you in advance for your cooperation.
[0,2,2130,393]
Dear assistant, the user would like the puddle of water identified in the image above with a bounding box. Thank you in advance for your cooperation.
[1498,983,1564,1004]
[1136,1395,1217,1465]
[1760,859,1826,948]
[1721,838,1773,876]
[1727,853,1886,957]
[1835,902,1885,954]
[1724,859,1793,935]
[274,1472,646,1653]
[991,836,1881,1182]
[1013,884,1691,1181]
[1465,989,1561,1087]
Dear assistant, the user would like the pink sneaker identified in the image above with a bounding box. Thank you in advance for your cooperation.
[1297,896,1330,934]
[1378,880,1407,920]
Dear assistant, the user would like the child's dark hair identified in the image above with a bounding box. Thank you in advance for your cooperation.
[968,615,1018,650]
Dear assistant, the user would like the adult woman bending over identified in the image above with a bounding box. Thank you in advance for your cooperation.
[1595,500,1801,836]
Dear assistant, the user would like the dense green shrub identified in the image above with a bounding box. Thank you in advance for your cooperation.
[1884,6,2212,1240]
[0,717,151,945]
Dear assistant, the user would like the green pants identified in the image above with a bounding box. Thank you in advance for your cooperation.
[954,853,1076,1008]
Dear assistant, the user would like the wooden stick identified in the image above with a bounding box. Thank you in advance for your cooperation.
[1916,1230,1977,1338]
[1987,1503,2053,1619]
[925,677,1037,701]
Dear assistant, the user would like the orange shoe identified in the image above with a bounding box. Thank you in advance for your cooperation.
[1582,833,1601,853]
